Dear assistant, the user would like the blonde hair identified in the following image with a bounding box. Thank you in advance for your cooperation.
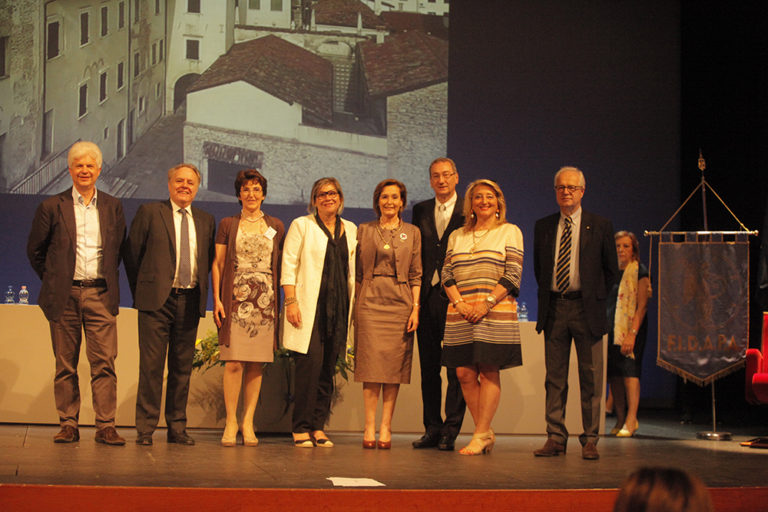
[462,179,507,230]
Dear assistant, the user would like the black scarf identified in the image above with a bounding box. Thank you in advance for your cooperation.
[315,214,349,351]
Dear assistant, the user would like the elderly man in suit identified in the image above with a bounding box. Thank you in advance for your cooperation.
[27,141,126,445]
[410,157,466,451]
[125,163,215,446]
[533,166,618,460]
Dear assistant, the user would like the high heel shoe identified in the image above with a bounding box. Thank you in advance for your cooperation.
[221,423,239,447]
[609,422,623,436]
[459,431,494,455]
[377,440,391,450]
[242,425,259,447]
[362,439,377,449]
[616,420,639,437]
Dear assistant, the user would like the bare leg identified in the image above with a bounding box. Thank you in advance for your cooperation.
[624,376,640,428]
[474,365,501,434]
[222,361,244,440]
[610,376,627,430]
[379,384,400,443]
[363,382,381,441]
[241,362,263,440]
[456,366,481,426]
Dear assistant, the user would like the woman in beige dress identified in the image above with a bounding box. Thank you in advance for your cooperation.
[354,179,422,449]
[212,169,284,447]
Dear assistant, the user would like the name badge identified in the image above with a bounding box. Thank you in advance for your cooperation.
[264,227,277,240]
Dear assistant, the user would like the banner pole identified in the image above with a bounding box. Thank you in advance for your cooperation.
[694,151,732,441]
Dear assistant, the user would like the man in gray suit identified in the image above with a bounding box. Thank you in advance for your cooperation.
[125,163,215,446]
[27,141,126,445]
[533,166,618,460]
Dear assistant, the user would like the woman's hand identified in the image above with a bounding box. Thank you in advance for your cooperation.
[213,299,226,328]
[621,332,636,357]
[467,302,491,324]
[455,300,473,320]
[406,307,419,332]
[286,302,302,328]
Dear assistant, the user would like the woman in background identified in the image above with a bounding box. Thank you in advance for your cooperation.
[607,230,650,437]
[442,179,524,455]
[212,169,284,447]
[281,178,356,448]
[354,179,421,449]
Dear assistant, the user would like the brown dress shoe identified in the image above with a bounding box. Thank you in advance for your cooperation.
[95,426,126,446]
[582,440,599,460]
[533,438,566,457]
[53,426,80,443]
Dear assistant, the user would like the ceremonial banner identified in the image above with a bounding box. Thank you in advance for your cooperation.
[657,235,749,385]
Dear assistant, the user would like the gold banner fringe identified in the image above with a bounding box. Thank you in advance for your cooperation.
[656,358,746,387]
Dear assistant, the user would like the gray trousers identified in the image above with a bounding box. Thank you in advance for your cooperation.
[543,297,603,445]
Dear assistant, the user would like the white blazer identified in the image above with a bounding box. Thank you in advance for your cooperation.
[280,214,357,354]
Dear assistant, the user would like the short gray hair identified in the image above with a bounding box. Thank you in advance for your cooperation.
[554,166,586,187]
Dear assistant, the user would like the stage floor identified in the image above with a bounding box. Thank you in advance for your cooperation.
[1,410,766,490]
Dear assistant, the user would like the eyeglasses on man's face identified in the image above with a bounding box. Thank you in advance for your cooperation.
[554,185,584,193]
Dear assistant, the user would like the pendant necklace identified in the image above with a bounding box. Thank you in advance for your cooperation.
[376,219,400,249]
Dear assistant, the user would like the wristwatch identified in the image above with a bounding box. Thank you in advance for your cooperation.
[485,295,497,306]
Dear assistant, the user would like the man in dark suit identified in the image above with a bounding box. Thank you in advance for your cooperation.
[410,157,466,450]
[125,163,215,446]
[533,166,618,460]
[27,141,126,445]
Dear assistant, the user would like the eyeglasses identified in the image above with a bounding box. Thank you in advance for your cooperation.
[316,190,339,199]
[554,185,584,193]
[430,172,455,181]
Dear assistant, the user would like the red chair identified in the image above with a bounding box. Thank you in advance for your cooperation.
[745,312,768,404]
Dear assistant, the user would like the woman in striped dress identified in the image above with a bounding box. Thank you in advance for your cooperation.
[442,179,524,455]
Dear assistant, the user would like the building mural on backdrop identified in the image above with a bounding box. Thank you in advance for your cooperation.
[0,0,450,207]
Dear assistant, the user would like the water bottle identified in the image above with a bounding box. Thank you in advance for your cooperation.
[18,285,29,305]
[4,286,14,304]
[518,301,528,322]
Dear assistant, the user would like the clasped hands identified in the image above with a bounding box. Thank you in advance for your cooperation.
[456,300,491,324]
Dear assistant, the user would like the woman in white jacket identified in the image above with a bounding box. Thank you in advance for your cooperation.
[281,177,356,447]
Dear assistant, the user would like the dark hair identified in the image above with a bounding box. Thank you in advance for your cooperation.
[614,467,713,512]
[235,169,267,205]
[373,179,407,219]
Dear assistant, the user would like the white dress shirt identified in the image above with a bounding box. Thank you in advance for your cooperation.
[72,187,103,280]
[551,206,582,292]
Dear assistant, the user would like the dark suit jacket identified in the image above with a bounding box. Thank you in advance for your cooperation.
[411,197,465,303]
[124,200,215,317]
[27,188,126,322]
[533,209,619,338]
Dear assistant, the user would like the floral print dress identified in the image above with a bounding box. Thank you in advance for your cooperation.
[219,227,275,362]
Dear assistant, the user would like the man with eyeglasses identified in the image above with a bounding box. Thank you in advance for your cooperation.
[410,157,466,450]
[533,166,618,460]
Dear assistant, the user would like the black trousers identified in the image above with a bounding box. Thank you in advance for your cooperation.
[416,284,466,438]
[135,290,201,436]
[292,317,340,433]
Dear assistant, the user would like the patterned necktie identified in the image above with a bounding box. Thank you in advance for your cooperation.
[179,208,191,287]
[432,204,449,286]
[555,216,572,292]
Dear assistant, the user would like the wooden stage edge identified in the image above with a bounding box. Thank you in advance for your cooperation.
[2,485,767,512]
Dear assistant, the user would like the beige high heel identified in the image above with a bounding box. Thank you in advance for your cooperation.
[616,420,639,437]
[221,423,239,447]
[459,431,494,455]
[242,425,259,447]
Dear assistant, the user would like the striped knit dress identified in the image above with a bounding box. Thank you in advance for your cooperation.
[441,222,524,369]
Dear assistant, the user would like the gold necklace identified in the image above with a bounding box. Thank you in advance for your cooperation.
[375,219,401,250]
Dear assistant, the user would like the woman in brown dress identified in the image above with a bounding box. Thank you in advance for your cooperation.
[212,169,284,447]
[354,179,422,449]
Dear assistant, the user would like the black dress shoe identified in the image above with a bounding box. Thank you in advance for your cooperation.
[412,433,440,449]
[437,435,455,451]
[136,434,153,446]
[167,431,195,445]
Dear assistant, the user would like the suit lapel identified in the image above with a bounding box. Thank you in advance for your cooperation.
[442,197,463,243]
[59,189,77,247]
[160,200,176,255]
[423,198,438,242]
[191,205,207,262]
[580,211,592,253]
